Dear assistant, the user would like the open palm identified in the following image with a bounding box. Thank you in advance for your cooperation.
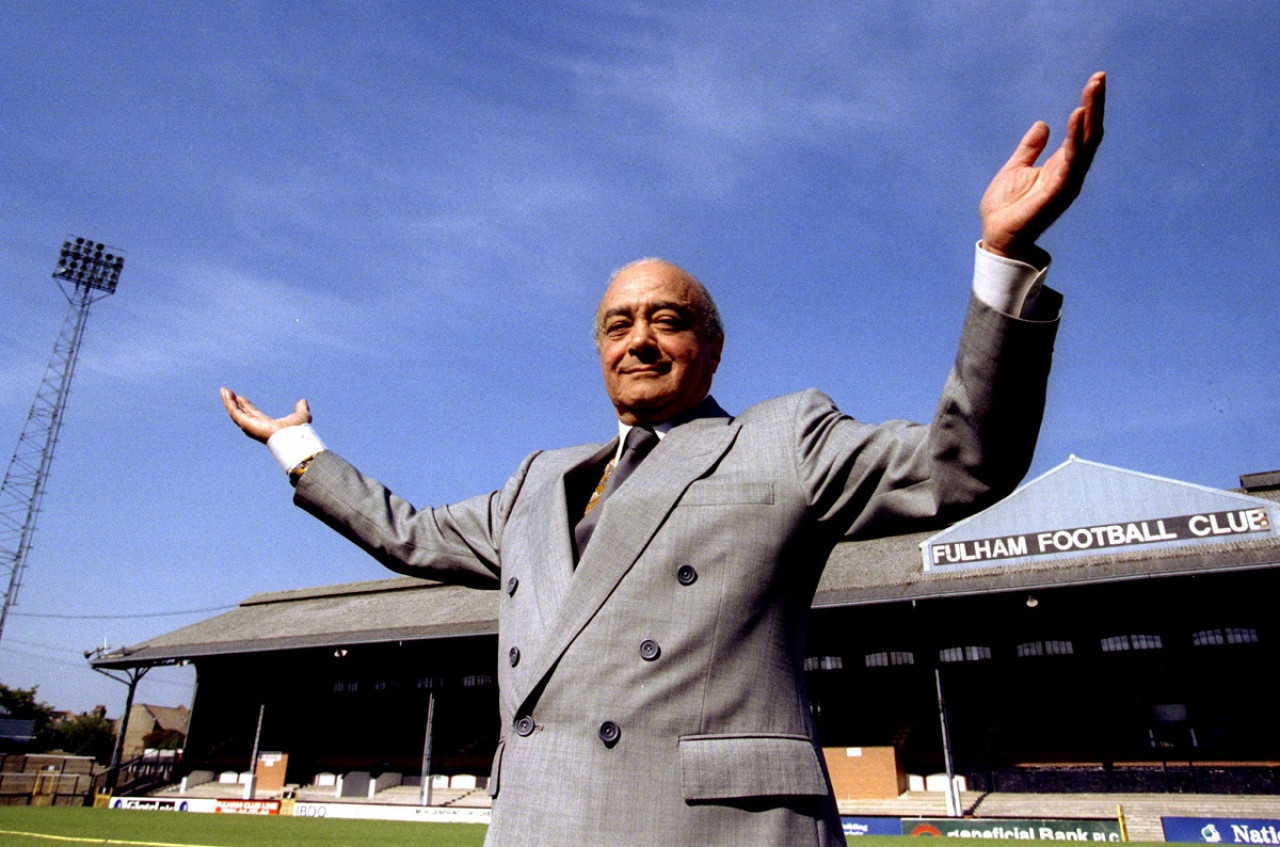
[220,387,312,444]
[980,72,1105,262]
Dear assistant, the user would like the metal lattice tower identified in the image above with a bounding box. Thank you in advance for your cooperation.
[0,236,124,645]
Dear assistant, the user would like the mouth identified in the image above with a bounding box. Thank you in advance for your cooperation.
[619,363,671,376]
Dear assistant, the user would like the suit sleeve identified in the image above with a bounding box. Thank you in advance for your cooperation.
[796,291,1060,540]
[290,448,540,589]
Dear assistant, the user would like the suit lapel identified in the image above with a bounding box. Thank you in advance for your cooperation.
[520,440,614,635]
[514,407,739,714]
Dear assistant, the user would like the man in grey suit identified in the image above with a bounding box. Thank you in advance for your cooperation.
[222,73,1104,846]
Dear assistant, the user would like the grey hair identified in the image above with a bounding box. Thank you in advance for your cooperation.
[593,258,724,350]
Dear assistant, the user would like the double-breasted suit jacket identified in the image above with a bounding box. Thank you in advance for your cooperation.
[294,294,1059,846]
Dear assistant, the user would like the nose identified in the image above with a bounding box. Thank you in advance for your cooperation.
[626,320,660,360]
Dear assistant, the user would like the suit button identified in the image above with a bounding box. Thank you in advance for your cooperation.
[597,720,621,747]
[676,565,698,585]
[506,577,519,596]
[514,716,535,737]
[508,646,521,667]
[639,639,661,661]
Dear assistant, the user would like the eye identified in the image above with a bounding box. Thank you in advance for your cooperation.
[604,319,631,338]
[653,311,689,331]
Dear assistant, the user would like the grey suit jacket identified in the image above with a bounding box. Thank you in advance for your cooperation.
[295,294,1059,846]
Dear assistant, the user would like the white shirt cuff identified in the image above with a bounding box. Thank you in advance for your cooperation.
[972,242,1050,318]
[266,424,326,473]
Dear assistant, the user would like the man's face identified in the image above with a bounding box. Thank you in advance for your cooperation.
[596,261,722,426]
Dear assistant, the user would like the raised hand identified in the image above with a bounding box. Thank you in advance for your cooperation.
[220,387,311,444]
[980,71,1106,263]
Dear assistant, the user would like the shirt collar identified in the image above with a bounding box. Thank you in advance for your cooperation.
[613,419,674,462]
[610,395,724,461]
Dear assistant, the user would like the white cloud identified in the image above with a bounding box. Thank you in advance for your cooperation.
[73,263,374,382]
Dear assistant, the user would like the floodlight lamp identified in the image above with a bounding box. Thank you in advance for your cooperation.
[1025,594,1039,608]
[54,234,125,293]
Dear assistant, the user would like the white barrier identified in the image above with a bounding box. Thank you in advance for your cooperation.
[369,772,402,797]
[108,796,489,825]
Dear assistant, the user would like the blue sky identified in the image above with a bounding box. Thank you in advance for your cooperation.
[1,1,1276,716]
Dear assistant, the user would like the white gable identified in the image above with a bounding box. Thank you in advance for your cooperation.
[922,457,1279,571]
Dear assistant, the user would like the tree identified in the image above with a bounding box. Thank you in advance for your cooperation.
[0,682,57,734]
[142,726,185,750]
[1,684,118,764]
[39,711,116,764]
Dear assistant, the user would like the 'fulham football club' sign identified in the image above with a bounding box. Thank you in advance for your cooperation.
[923,458,1280,571]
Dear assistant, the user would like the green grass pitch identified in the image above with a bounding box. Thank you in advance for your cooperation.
[0,806,486,846]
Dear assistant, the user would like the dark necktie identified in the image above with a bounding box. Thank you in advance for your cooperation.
[574,426,658,557]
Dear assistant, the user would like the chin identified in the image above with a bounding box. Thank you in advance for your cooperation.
[619,390,671,410]
[618,404,668,424]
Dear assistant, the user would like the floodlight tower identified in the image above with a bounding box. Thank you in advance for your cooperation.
[0,236,125,645]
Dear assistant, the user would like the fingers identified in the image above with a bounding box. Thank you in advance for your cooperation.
[1061,73,1104,169]
[1080,71,1105,153]
[1004,121,1051,170]
[1057,73,1106,189]
[219,386,253,420]
[220,386,260,440]
[219,386,314,446]
[1011,72,1105,174]
[1058,105,1085,166]
[1082,71,1105,131]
